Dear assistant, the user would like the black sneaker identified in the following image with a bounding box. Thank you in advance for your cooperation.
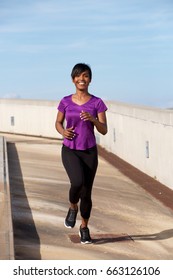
[79,226,92,244]
[64,208,78,228]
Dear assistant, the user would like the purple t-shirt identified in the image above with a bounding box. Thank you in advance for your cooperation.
[57,94,107,150]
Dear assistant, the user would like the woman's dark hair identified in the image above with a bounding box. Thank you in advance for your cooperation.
[71,63,92,80]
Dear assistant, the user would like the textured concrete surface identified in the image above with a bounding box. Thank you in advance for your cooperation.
[2,134,173,260]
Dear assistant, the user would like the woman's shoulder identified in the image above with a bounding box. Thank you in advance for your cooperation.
[59,94,72,105]
[61,94,72,101]
[91,95,105,104]
[90,95,107,111]
[58,94,72,111]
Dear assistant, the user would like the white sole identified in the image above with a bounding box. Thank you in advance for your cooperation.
[79,231,92,244]
[64,221,73,228]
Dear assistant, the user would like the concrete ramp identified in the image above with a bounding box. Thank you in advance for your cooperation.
[3,134,173,260]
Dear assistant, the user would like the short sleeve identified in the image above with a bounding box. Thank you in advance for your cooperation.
[96,98,107,113]
[57,98,66,113]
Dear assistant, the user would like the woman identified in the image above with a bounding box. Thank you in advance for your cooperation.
[55,63,108,244]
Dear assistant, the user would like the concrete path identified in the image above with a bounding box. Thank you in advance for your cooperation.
[3,134,173,260]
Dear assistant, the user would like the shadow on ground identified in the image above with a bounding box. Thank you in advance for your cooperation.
[7,142,41,260]
[69,229,173,244]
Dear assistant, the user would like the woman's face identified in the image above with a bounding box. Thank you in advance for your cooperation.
[72,70,91,91]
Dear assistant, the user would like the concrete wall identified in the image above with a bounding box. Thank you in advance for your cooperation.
[1,98,173,190]
[96,101,173,190]
[0,136,14,259]
[0,99,60,138]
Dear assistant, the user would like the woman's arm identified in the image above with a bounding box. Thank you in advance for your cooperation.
[55,111,65,136]
[93,111,108,135]
[55,111,75,139]
[80,111,108,135]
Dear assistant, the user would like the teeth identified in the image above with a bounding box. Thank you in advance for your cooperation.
[79,82,85,85]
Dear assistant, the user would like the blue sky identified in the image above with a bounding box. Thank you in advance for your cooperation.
[0,0,173,108]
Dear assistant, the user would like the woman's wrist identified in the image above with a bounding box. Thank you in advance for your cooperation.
[61,129,65,137]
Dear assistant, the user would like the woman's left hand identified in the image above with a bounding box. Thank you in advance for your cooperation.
[80,111,95,122]
[80,110,107,135]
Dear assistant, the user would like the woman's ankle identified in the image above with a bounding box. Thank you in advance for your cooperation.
[70,203,78,211]
[81,218,89,228]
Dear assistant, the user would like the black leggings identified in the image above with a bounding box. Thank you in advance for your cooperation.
[62,145,98,219]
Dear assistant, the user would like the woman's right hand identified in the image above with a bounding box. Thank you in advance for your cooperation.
[63,126,75,140]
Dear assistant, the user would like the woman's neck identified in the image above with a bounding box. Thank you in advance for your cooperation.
[74,90,90,99]
[72,91,91,105]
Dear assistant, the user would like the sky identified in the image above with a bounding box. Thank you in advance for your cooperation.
[0,0,173,108]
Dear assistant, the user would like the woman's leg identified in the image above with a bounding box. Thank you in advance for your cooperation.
[79,146,98,225]
[62,145,84,205]
[61,145,98,236]
[78,147,98,243]
[62,145,85,228]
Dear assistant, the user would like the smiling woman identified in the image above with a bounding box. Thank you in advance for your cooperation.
[71,66,92,105]
[55,63,108,244]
